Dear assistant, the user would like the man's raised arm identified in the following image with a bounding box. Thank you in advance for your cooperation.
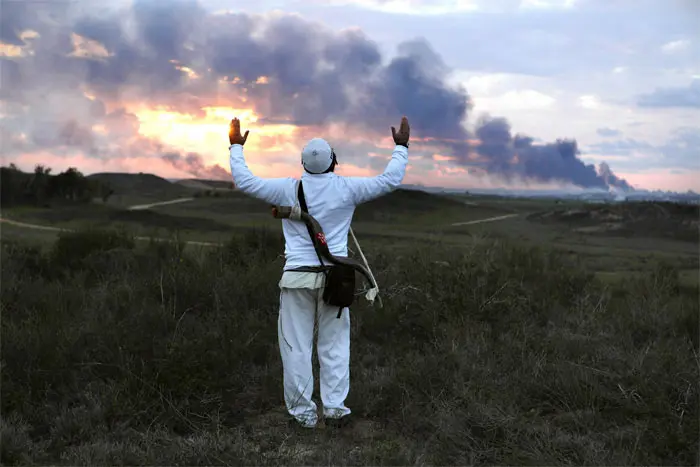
[228,118,291,206]
[342,116,410,206]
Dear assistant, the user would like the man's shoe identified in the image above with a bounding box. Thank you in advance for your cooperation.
[325,415,352,428]
[289,416,316,430]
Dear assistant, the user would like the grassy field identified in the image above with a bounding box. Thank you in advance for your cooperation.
[1,177,699,465]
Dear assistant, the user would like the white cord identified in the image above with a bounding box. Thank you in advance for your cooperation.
[349,227,383,308]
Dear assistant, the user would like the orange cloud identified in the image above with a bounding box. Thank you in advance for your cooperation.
[0,30,39,57]
[336,165,378,177]
[169,60,200,79]
[0,43,25,57]
[432,154,453,162]
[68,33,111,60]
[132,106,298,157]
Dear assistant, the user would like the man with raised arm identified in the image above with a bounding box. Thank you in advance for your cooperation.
[228,116,410,429]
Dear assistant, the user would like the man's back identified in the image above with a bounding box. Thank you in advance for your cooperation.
[229,143,409,270]
[281,172,359,270]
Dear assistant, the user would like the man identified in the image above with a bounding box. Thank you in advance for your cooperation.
[228,116,410,429]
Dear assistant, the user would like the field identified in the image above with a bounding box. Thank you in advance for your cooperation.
[1,172,698,465]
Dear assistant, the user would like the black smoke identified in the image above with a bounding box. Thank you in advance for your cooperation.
[473,117,633,190]
[162,152,230,180]
[0,0,631,189]
[598,162,633,191]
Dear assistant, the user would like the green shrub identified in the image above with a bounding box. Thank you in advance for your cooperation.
[50,228,135,271]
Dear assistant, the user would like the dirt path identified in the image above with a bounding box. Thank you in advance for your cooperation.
[450,213,519,227]
[127,198,195,211]
[2,200,519,247]
[0,217,221,248]
[0,218,71,232]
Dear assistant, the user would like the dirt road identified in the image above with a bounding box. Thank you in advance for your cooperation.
[127,198,195,211]
[0,217,221,247]
[1,199,519,246]
[450,213,519,227]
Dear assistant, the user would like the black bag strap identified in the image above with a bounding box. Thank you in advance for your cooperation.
[297,179,308,213]
[297,180,327,268]
[298,180,344,319]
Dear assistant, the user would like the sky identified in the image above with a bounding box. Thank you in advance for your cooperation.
[1,0,698,192]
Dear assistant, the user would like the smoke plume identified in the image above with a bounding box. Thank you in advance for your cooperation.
[0,0,631,189]
[162,152,231,180]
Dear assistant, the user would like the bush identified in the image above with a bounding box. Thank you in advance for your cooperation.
[50,228,136,271]
[1,229,697,465]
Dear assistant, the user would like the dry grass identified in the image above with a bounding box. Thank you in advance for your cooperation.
[2,225,698,465]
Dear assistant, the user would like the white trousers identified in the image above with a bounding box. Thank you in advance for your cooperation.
[277,286,351,427]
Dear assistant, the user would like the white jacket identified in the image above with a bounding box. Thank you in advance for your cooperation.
[229,143,409,271]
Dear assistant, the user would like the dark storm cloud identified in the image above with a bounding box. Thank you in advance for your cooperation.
[0,0,630,188]
[0,0,68,45]
[0,58,22,100]
[201,12,385,126]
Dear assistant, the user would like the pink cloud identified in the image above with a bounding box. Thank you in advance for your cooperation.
[617,169,700,192]
[432,154,454,162]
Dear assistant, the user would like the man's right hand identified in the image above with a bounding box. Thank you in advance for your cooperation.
[391,116,410,147]
[229,118,250,146]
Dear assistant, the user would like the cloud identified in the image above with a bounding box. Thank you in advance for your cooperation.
[616,168,700,193]
[660,39,691,54]
[587,138,655,156]
[480,89,556,111]
[518,0,577,10]
[596,127,622,137]
[300,0,482,15]
[658,127,700,169]
[0,0,631,190]
[585,127,700,171]
[578,95,603,110]
[636,79,700,108]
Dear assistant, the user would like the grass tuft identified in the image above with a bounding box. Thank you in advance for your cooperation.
[1,226,698,465]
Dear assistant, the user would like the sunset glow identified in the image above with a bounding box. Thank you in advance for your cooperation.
[133,106,298,156]
[2,2,697,193]
[0,43,25,57]
[0,30,38,57]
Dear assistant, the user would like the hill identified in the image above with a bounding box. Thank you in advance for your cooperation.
[148,187,506,230]
[528,201,699,242]
[353,188,513,224]
[88,172,192,197]
[175,179,234,191]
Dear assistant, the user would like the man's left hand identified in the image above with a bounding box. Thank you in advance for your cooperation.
[229,118,250,146]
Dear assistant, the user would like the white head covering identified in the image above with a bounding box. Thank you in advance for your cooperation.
[301,138,334,174]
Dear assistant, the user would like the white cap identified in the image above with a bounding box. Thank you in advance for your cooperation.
[301,138,334,174]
